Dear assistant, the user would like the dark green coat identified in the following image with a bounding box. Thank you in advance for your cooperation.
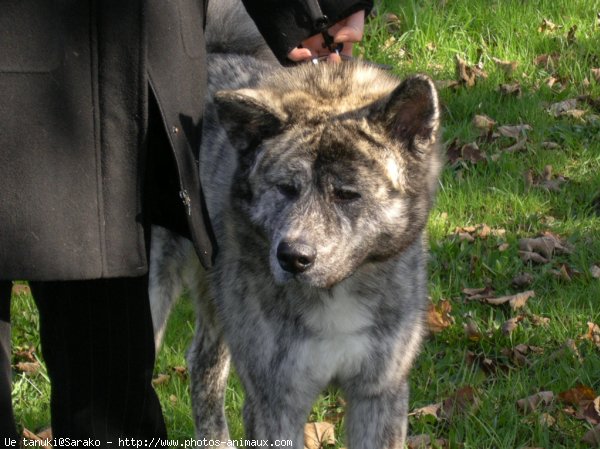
[0,0,371,281]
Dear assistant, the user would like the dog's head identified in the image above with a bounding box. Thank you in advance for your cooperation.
[215,62,442,288]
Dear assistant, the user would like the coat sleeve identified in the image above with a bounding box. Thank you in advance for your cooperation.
[241,0,373,64]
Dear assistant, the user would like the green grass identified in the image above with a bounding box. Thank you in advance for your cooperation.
[9,0,600,447]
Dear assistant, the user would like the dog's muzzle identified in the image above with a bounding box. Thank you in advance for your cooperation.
[276,241,316,274]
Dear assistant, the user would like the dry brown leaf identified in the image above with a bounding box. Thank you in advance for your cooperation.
[519,235,561,259]
[592,68,600,83]
[539,412,556,427]
[410,402,442,419]
[304,422,335,449]
[550,339,582,362]
[548,98,579,116]
[512,272,534,288]
[535,53,560,70]
[441,386,479,420]
[472,114,496,132]
[517,391,554,414]
[538,18,560,32]
[383,12,401,33]
[11,283,31,296]
[461,142,486,164]
[171,366,188,378]
[582,424,600,446]
[427,299,454,334]
[502,316,523,335]
[16,361,41,374]
[14,346,36,363]
[455,55,487,87]
[559,385,597,405]
[581,322,600,349]
[492,57,519,76]
[485,290,535,309]
[541,141,561,149]
[152,373,170,386]
[498,124,532,139]
[519,251,549,264]
[578,397,600,425]
[498,82,522,96]
[528,314,550,327]
[498,242,510,252]
[462,286,495,300]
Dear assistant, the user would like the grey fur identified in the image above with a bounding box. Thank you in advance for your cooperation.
[150,3,442,447]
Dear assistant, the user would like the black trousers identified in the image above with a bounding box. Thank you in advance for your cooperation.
[0,277,166,443]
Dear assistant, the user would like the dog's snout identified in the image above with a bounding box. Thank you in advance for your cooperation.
[277,241,316,274]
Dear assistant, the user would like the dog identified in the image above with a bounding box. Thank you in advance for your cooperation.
[149,2,442,447]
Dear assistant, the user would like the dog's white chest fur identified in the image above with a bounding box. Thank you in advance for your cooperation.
[298,283,373,381]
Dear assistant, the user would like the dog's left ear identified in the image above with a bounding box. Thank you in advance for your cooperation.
[377,75,441,151]
[214,89,286,152]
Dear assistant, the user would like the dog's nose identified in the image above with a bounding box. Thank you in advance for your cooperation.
[277,241,316,274]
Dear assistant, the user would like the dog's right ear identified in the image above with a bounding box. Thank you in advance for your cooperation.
[214,89,286,151]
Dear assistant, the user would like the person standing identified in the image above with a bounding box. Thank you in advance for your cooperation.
[0,0,371,443]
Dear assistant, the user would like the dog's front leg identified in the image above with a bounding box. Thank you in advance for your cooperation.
[344,381,409,449]
[242,390,310,449]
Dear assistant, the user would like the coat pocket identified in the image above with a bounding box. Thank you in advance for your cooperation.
[0,0,61,72]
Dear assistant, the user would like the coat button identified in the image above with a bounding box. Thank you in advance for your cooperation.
[172,125,179,134]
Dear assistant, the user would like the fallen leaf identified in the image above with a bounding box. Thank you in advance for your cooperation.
[592,68,600,83]
[383,12,401,33]
[519,234,567,260]
[472,114,496,132]
[578,397,600,425]
[171,366,188,378]
[528,314,550,327]
[534,53,560,69]
[411,402,442,419]
[406,435,449,449]
[462,286,495,300]
[16,361,41,374]
[169,394,178,404]
[461,142,486,164]
[14,346,36,363]
[455,54,487,87]
[498,242,510,252]
[427,299,454,334]
[539,412,556,427]
[492,57,519,76]
[498,82,522,97]
[502,316,523,335]
[582,424,600,446]
[550,339,582,362]
[541,141,561,149]
[519,251,549,264]
[304,422,335,449]
[559,385,597,406]
[11,283,31,296]
[538,18,560,32]
[152,374,170,386]
[485,290,535,310]
[512,272,534,288]
[581,322,600,349]
[548,98,579,117]
[441,386,479,420]
[498,124,532,139]
[517,391,554,414]
[591,265,600,278]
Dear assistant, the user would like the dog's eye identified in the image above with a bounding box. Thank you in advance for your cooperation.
[333,188,361,202]
[276,183,300,198]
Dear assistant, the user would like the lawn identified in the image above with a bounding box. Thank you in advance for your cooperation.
[9,0,600,447]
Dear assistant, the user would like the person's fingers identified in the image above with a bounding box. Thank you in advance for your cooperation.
[333,10,365,43]
[287,47,314,62]
[327,52,342,63]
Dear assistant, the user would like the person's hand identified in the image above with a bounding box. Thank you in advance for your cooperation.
[287,10,365,63]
